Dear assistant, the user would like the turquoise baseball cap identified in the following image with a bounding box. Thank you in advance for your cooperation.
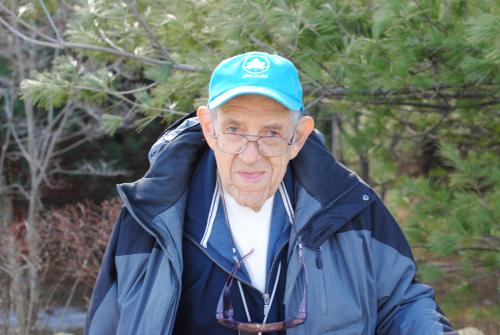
[208,51,304,112]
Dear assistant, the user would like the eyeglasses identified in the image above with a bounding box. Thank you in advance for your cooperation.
[216,242,308,333]
[212,131,295,157]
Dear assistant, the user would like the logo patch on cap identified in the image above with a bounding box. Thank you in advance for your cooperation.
[242,55,270,76]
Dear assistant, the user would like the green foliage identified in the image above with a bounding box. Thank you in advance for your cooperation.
[398,143,499,321]
[20,57,76,109]
[419,263,444,283]
[100,113,122,136]
[144,64,172,85]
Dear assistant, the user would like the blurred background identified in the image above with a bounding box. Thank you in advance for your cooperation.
[0,0,498,334]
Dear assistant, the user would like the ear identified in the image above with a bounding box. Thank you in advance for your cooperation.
[288,115,314,159]
[197,106,217,150]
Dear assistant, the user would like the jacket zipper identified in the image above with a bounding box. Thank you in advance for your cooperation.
[262,242,287,320]
[161,283,179,334]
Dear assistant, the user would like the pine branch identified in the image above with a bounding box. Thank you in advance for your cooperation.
[129,0,174,63]
[0,16,204,72]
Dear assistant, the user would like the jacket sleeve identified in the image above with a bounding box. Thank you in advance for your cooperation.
[85,206,158,334]
[84,207,123,334]
[368,196,456,335]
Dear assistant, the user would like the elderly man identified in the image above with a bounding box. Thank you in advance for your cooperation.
[85,52,454,334]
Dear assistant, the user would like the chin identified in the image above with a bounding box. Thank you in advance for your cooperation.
[233,187,265,200]
[235,196,266,212]
[232,187,273,208]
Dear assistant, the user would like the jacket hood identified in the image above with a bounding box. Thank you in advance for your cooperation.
[117,113,373,250]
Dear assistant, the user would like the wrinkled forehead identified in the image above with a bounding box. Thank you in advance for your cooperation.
[219,94,291,113]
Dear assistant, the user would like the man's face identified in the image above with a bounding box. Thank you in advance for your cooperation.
[198,95,314,211]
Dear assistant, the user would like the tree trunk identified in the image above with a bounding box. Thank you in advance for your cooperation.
[0,174,25,335]
[25,191,41,335]
[330,114,343,160]
[358,152,370,184]
[353,114,370,184]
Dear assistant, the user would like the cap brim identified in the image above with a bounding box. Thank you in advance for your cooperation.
[208,86,303,112]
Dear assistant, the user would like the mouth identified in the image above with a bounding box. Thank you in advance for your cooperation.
[237,171,266,184]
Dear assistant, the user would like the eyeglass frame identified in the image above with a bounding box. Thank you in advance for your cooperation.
[209,109,299,157]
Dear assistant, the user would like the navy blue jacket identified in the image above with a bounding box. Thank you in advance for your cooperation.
[86,114,455,334]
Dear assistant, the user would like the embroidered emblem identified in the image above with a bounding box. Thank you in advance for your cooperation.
[242,55,270,75]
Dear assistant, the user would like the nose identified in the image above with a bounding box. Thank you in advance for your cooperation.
[238,140,262,163]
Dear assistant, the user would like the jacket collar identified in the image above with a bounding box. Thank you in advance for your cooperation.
[117,114,372,252]
[290,131,375,248]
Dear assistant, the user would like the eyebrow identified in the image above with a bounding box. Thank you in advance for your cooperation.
[221,119,242,128]
[221,119,283,130]
[263,123,283,130]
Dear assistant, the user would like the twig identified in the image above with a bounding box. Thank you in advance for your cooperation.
[97,81,157,95]
[51,135,97,157]
[305,93,325,111]
[8,122,32,165]
[54,276,81,332]
[129,0,173,62]
[35,100,73,190]
[317,84,498,100]
[0,2,58,43]
[57,124,96,143]
[4,184,30,200]
[0,92,14,183]
[50,161,128,177]
[36,0,64,43]
[74,84,188,116]
[94,21,126,52]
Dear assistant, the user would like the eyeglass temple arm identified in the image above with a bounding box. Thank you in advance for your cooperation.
[228,248,254,285]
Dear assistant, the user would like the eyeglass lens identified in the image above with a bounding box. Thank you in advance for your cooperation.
[217,133,288,157]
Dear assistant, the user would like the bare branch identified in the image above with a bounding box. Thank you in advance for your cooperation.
[317,84,498,101]
[6,113,32,167]
[3,183,30,200]
[0,92,14,184]
[35,100,74,190]
[50,160,129,177]
[368,100,455,111]
[0,2,58,43]
[51,134,97,157]
[36,0,64,43]
[304,93,325,111]
[38,104,72,162]
[57,124,98,143]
